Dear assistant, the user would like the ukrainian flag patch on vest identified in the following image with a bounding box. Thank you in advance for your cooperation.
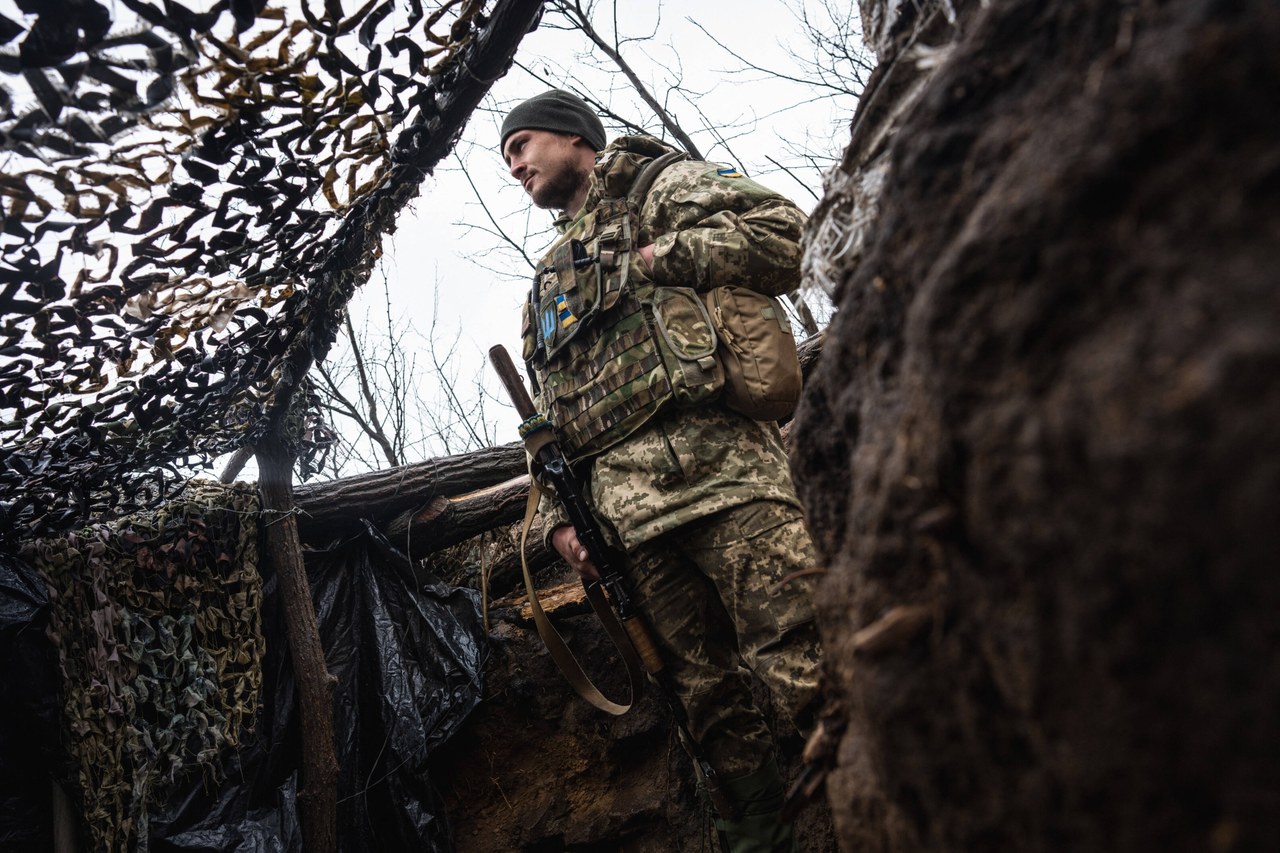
[716,166,743,178]
[554,293,578,329]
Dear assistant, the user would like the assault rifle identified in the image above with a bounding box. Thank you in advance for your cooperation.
[489,344,736,820]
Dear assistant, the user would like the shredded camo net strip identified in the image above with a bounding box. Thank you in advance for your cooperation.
[24,481,264,853]
[0,0,542,541]
[805,0,960,299]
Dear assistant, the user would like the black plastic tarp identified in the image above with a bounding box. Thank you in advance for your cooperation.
[1,523,486,851]
[0,545,68,852]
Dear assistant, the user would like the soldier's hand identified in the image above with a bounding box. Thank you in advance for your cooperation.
[551,525,600,581]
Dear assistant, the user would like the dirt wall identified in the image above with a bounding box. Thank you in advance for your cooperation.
[431,577,835,851]
[793,1,1280,850]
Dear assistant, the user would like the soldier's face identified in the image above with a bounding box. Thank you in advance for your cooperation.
[504,129,591,211]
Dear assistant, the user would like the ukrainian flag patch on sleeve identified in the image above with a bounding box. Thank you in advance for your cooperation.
[716,166,744,178]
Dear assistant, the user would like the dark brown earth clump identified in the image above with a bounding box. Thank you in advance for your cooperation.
[431,591,705,853]
[793,1,1280,851]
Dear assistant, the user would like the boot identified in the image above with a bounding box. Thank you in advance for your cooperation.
[712,757,798,853]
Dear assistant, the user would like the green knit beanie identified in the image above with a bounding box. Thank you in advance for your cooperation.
[500,89,607,153]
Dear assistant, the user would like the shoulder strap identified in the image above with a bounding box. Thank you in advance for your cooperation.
[515,466,646,716]
[626,150,690,209]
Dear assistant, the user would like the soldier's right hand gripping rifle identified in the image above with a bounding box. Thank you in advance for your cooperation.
[489,344,737,820]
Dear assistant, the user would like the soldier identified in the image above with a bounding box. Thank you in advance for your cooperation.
[501,89,821,853]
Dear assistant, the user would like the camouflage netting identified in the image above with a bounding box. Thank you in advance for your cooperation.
[23,481,263,852]
[0,0,541,541]
[804,0,962,300]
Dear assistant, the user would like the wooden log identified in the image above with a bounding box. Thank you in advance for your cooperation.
[517,578,590,621]
[487,523,562,598]
[489,577,590,623]
[293,442,526,543]
[798,329,825,376]
[388,475,531,558]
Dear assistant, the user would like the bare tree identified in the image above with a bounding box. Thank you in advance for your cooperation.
[313,273,506,477]
[418,296,504,456]
[316,319,405,470]
[689,0,872,183]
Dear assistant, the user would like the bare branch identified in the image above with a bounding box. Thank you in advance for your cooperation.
[552,0,704,158]
[315,360,399,469]
[512,59,651,138]
[453,149,538,270]
[344,313,403,468]
[687,17,864,99]
[766,155,821,203]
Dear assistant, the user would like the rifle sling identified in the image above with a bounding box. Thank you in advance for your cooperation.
[519,469,646,716]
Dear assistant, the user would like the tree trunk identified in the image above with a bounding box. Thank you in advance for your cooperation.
[257,440,339,853]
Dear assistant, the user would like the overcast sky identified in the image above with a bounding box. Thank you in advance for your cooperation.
[331,0,862,470]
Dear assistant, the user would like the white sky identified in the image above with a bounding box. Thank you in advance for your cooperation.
[334,0,861,470]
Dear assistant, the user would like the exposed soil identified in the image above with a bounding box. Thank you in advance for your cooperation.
[792,1,1280,851]
[431,567,836,851]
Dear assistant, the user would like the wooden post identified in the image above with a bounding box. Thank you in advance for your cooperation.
[257,437,338,853]
[51,779,77,853]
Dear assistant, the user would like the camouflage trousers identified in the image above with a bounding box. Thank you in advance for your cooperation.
[624,499,821,780]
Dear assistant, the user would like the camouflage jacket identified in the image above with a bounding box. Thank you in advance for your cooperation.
[535,135,806,550]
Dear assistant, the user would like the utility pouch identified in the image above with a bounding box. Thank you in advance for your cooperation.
[645,286,724,407]
[702,286,802,421]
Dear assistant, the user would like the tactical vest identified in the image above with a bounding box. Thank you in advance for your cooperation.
[522,152,724,462]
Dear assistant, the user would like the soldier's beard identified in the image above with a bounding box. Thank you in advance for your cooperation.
[532,163,590,213]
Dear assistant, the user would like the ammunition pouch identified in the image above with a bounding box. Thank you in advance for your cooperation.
[646,285,723,407]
